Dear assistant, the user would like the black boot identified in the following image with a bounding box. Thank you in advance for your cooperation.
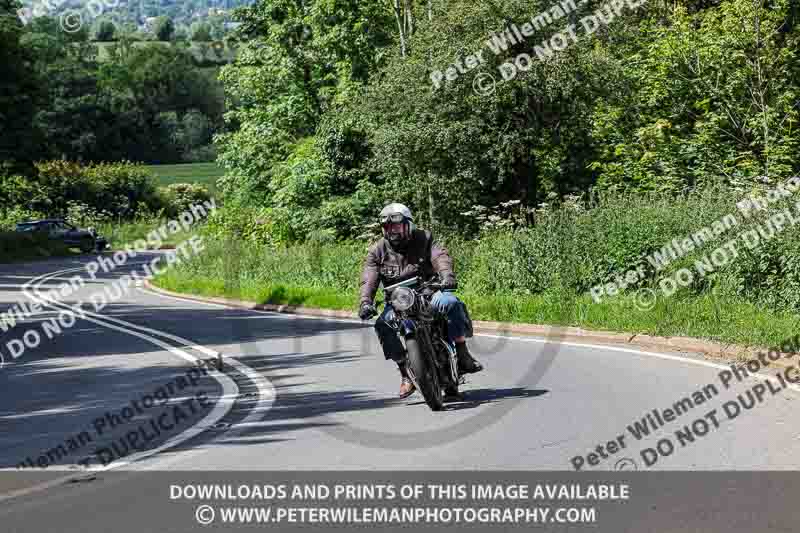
[456,342,483,374]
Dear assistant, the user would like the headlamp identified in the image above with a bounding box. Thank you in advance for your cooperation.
[391,287,415,311]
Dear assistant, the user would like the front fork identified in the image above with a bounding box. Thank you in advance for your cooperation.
[396,319,459,387]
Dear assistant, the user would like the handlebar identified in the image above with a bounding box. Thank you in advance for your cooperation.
[421,280,443,292]
[382,279,448,300]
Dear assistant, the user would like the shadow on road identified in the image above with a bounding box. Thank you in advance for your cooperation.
[404,388,549,411]
[441,388,549,411]
[1,259,550,467]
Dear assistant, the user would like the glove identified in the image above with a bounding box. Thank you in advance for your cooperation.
[439,273,458,291]
[359,302,377,320]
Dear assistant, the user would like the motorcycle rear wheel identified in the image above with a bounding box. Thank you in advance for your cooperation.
[406,336,444,411]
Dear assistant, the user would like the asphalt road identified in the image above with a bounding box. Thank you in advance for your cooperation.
[1,254,799,531]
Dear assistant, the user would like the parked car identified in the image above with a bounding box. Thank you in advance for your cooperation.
[14,219,109,253]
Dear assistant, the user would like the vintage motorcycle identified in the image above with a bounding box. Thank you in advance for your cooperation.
[381,276,473,411]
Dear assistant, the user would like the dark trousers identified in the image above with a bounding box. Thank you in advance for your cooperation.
[374,291,470,363]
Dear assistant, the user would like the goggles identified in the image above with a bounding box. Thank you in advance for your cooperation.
[380,214,407,225]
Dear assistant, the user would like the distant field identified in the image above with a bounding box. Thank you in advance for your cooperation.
[93,41,236,64]
[146,162,224,192]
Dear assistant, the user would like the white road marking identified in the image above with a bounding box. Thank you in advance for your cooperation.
[2,261,274,478]
[142,285,800,393]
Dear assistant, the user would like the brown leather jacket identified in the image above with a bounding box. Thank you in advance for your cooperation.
[359,229,454,305]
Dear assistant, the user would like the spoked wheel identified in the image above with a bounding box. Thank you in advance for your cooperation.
[405,336,444,411]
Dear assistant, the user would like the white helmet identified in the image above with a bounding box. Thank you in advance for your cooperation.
[379,203,415,245]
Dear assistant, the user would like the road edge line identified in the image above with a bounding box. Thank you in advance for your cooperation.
[142,281,787,368]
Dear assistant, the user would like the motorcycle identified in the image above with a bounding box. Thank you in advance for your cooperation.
[381,276,471,411]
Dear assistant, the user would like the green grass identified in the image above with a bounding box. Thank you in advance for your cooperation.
[151,237,800,354]
[155,273,358,310]
[95,217,198,250]
[146,162,223,192]
[154,271,800,351]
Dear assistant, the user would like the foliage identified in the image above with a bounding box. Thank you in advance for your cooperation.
[152,16,176,42]
[159,182,213,215]
[215,0,394,207]
[167,187,800,324]
[210,0,800,246]
[8,160,162,219]
[0,205,45,231]
[94,20,116,42]
[0,0,41,173]
[10,22,227,166]
[589,0,800,190]
[190,22,213,42]
[64,201,114,228]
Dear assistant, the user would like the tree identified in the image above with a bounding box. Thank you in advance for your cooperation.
[0,0,42,172]
[190,22,212,42]
[589,0,800,190]
[207,14,226,41]
[27,20,123,163]
[94,20,116,42]
[152,16,175,42]
[392,0,414,57]
[173,26,188,41]
[216,0,394,202]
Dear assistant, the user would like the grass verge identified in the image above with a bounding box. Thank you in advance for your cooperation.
[153,257,800,351]
[95,218,195,250]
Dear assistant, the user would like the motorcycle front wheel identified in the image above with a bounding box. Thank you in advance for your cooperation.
[405,336,444,411]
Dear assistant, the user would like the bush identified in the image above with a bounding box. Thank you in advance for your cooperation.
[153,16,175,42]
[84,161,162,218]
[0,174,43,207]
[0,206,46,231]
[159,183,212,216]
[94,20,116,42]
[65,201,114,228]
[173,185,800,316]
[203,203,276,245]
[723,224,800,312]
[18,160,163,219]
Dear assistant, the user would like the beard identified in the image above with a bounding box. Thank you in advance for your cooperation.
[385,223,409,246]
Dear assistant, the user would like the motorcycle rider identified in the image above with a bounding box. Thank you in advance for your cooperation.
[358,203,483,398]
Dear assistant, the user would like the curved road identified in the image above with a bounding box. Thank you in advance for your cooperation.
[1,254,799,530]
